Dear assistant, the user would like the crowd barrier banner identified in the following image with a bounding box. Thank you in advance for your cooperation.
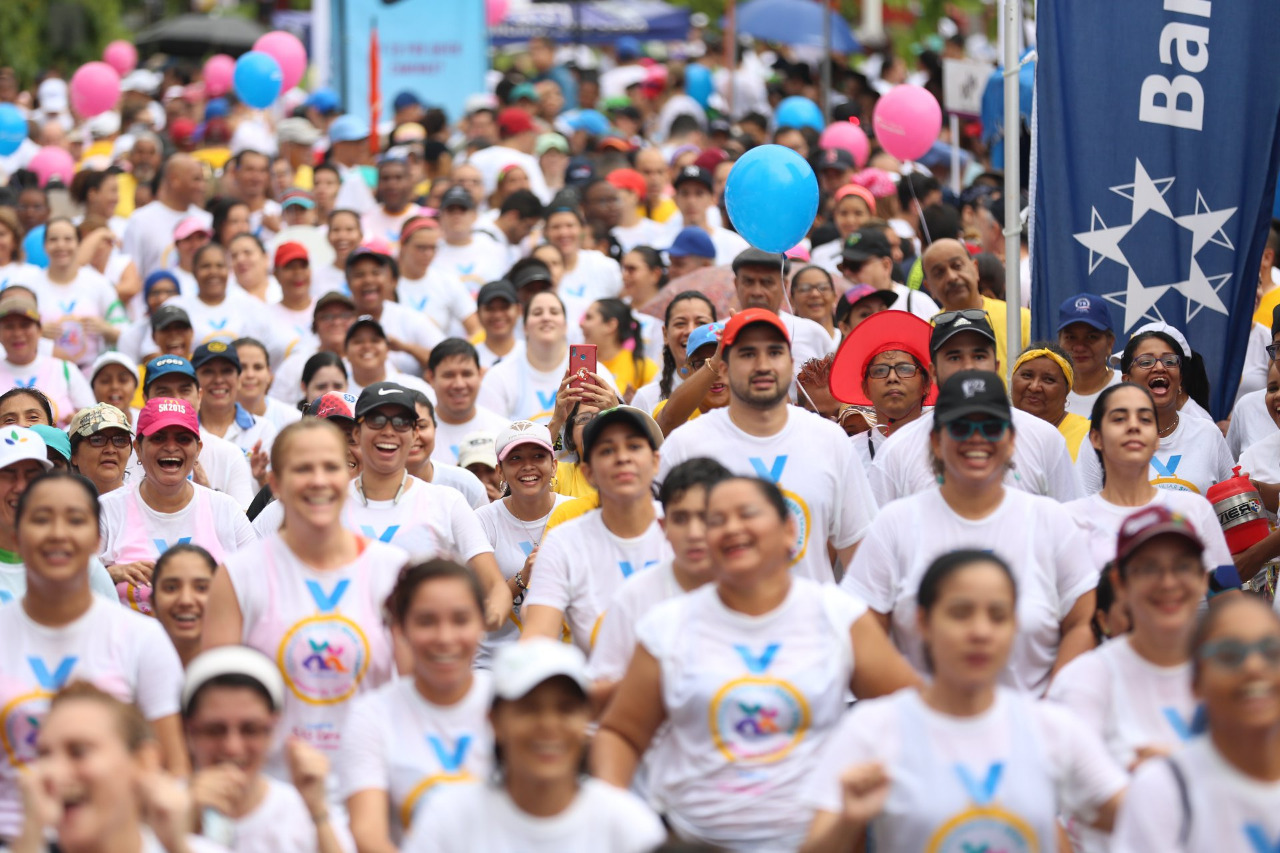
[1031,0,1280,417]
[330,0,486,128]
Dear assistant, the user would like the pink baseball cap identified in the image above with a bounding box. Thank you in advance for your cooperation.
[495,420,554,461]
[173,217,212,241]
[136,397,200,438]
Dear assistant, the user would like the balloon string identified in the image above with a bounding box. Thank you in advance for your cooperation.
[907,164,932,247]
[780,254,821,414]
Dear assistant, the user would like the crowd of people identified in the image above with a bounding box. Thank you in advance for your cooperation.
[0,18,1278,853]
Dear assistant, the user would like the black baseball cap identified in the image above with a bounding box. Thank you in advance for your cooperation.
[673,165,713,192]
[509,264,554,292]
[841,227,894,266]
[929,309,997,354]
[191,341,241,372]
[355,382,417,419]
[581,406,664,461]
[345,314,388,345]
[314,291,357,315]
[440,185,476,210]
[150,303,192,333]
[932,369,1011,427]
[813,147,854,172]
[477,279,519,307]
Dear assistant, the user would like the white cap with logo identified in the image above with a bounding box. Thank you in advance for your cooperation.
[495,420,554,462]
[491,637,589,701]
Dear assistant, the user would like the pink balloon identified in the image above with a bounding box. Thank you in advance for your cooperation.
[819,121,870,168]
[203,54,235,98]
[69,62,121,119]
[253,31,307,92]
[486,0,509,26]
[103,40,138,76]
[872,85,942,162]
[29,146,76,188]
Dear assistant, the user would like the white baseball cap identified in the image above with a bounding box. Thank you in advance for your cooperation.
[182,646,285,714]
[491,638,589,701]
[457,431,498,470]
[0,427,53,473]
[495,420,554,462]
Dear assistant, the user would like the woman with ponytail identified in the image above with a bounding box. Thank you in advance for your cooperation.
[578,298,657,402]
[631,291,716,416]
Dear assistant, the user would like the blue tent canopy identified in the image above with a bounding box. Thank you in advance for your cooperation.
[731,0,861,54]
[490,1,691,45]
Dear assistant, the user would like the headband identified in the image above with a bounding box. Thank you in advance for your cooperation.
[400,217,440,242]
[1013,348,1074,388]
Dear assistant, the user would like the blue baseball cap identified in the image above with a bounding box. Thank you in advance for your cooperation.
[143,269,180,300]
[616,36,643,61]
[565,109,610,137]
[392,90,421,111]
[1057,293,1114,334]
[144,355,198,391]
[666,226,716,260]
[328,114,370,144]
[204,97,229,119]
[304,87,341,115]
[31,425,70,463]
[685,321,726,358]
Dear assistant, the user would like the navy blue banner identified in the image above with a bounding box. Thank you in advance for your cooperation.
[1031,0,1280,417]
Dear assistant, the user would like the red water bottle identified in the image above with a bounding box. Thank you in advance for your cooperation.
[1207,466,1270,554]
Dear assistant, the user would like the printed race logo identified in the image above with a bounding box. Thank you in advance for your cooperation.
[398,734,476,828]
[748,456,812,564]
[926,762,1036,853]
[1,657,78,766]
[277,580,370,705]
[708,644,810,764]
[1149,455,1199,493]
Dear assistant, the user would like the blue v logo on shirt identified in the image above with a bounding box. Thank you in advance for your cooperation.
[153,536,192,553]
[618,559,658,578]
[306,579,350,613]
[0,590,12,603]
[209,318,229,331]
[57,300,76,315]
[359,525,400,543]
[955,762,1004,806]
[1244,823,1280,853]
[564,285,586,298]
[13,376,37,389]
[412,297,430,312]
[734,643,780,674]
[1150,455,1183,479]
[29,656,78,690]
[518,541,535,557]
[535,390,557,410]
[427,734,472,773]
[749,456,788,483]
[1162,705,1206,741]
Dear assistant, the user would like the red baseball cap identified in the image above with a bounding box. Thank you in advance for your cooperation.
[721,308,791,348]
[136,397,200,439]
[498,108,537,138]
[606,167,646,197]
[274,241,309,268]
[306,392,358,424]
[1115,505,1204,568]
[829,310,936,406]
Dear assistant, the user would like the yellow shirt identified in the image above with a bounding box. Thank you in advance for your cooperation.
[293,163,314,191]
[1058,412,1091,462]
[602,351,657,397]
[193,147,232,173]
[115,172,137,218]
[545,495,598,531]
[554,461,597,500]
[641,197,679,224]
[1257,286,1280,327]
[651,398,702,429]
[982,296,1032,375]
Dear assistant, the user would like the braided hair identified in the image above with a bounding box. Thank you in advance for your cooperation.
[659,291,717,400]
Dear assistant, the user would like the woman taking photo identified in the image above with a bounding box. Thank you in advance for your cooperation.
[630,290,717,416]
[842,370,1098,694]
[341,560,495,849]
[578,298,656,399]
[1050,506,1210,853]
[1114,595,1280,850]
[0,469,188,845]
[801,550,1127,853]
[592,475,920,850]
[0,292,96,426]
[405,638,666,853]
[1066,383,1231,579]
[1011,342,1090,461]
[828,310,934,468]
[1076,330,1233,495]
[68,402,134,496]
[474,421,571,664]
[204,419,410,785]
[150,544,217,669]
[98,398,256,610]
[29,218,126,368]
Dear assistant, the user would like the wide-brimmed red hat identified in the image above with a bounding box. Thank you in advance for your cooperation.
[830,310,937,407]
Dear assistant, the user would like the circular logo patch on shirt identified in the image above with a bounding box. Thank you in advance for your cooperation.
[781,488,811,566]
[926,806,1038,853]
[708,676,810,764]
[1,690,51,767]
[398,770,475,829]
[277,615,371,705]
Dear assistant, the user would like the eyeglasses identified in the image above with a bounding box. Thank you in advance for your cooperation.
[866,362,920,380]
[571,413,596,427]
[933,308,991,326]
[360,413,415,432]
[1130,354,1181,370]
[1197,636,1280,670]
[189,722,275,741]
[792,282,833,296]
[1267,343,1279,361]
[86,433,131,448]
[944,418,1010,441]
[1125,561,1203,583]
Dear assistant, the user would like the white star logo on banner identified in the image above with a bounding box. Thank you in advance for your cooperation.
[1072,159,1237,332]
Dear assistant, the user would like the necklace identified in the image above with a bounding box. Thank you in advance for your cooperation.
[1158,412,1180,438]
[507,496,554,546]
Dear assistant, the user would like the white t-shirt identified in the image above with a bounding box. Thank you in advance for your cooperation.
[630,378,667,416]
[0,553,119,605]
[612,219,667,253]
[403,778,665,853]
[0,260,40,290]
[587,559,686,682]
[871,407,1083,505]
[803,687,1127,853]
[266,300,318,363]
[0,597,184,838]
[475,338,524,371]
[424,462,489,510]
[1227,388,1276,460]
[559,251,624,340]
[226,777,322,853]
[466,145,552,203]
[1075,411,1234,496]
[398,269,475,339]
[1240,430,1280,498]
[28,267,126,367]
[99,482,258,566]
[122,200,211,278]
[478,351,618,425]
[474,494,572,665]
[657,406,876,584]
[122,427,256,508]
[434,235,509,299]
[1065,490,1234,578]
[1066,369,1123,419]
[259,396,303,432]
[1113,736,1280,853]
[212,407,280,463]
[432,406,509,465]
[310,263,349,300]
[886,283,942,323]
[178,290,277,350]
[843,488,1096,693]
[0,354,95,426]
[708,225,750,265]
[638,579,867,850]
[779,310,838,375]
[341,476,492,564]
[361,204,426,246]
[340,674,494,842]
[525,508,669,654]
[347,367,435,403]
[372,300,446,376]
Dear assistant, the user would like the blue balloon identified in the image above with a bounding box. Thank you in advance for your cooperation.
[775,96,824,132]
[23,225,47,269]
[233,51,283,109]
[724,144,818,254]
[0,104,25,157]
[686,64,713,108]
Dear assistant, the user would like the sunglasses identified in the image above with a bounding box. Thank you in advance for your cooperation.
[360,413,415,432]
[1130,354,1181,370]
[944,418,1010,441]
[866,362,920,380]
[1198,636,1280,670]
[86,433,131,448]
[934,308,991,326]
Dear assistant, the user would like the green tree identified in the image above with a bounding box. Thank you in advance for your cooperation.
[0,0,126,86]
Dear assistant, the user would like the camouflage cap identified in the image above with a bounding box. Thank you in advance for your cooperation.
[68,403,134,438]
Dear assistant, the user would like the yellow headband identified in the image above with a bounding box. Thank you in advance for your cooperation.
[1013,348,1074,388]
